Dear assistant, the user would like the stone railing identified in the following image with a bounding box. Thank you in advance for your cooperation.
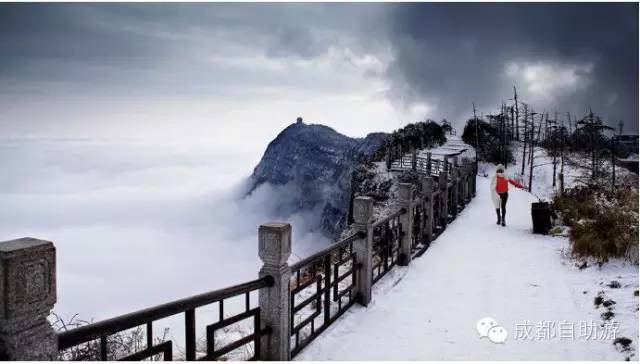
[0,157,476,361]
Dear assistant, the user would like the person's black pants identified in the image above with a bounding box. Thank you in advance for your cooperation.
[498,192,508,222]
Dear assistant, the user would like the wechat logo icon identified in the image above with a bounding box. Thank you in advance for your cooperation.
[476,317,508,344]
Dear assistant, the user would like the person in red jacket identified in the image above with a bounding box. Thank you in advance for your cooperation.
[490,164,524,226]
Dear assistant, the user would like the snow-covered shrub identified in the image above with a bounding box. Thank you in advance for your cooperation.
[554,185,638,263]
[52,313,170,360]
[370,120,446,163]
[351,160,393,203]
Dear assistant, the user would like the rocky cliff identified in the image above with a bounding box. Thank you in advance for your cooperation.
[248,119,387,237]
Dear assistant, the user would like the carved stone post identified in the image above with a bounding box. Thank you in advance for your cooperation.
[439,158,449,227]
[460,158,469,206]
[385,149,392,171]
[352,197,374,306]
[0,238,57,361]
[398,183,414,266]
[426,152,432,175]
[457,166,463,207]
[411,149,417,171]
[472,160,477,196]
[258,223,291,361]
[422,176,434,244]
[462,159,470,202]
[451,166,459,218]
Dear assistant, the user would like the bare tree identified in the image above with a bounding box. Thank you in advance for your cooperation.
[576,109,613,180]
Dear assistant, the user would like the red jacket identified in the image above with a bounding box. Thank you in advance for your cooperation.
[496,175,523,193]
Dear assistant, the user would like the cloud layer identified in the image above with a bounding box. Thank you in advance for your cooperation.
[385,3,638,129]
[2,3,635,139]
[0,139,328,325]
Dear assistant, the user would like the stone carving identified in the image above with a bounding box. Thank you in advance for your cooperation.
[353,196,373,225]
[258,223,291,267]
[0,237,57,360]
[258,223,291,360]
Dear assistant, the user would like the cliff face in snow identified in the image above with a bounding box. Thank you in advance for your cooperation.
[248,120,387,237]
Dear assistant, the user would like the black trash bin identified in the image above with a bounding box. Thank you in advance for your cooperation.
[531,202,552,235]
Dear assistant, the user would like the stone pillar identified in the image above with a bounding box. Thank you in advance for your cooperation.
[426,152,432,175]
[472,161,477,196]
[411,149,417,171]
[422,176,434,244]
[258,223,291,361]
[462,159,470,202]
[457,166,463,207]
[0,238,57,361]
[385,149,392,171]
[460,158,469,205]
[352,197,374,306]
[439,158,449,227]
[398,183,414,266]
[451,166,459,217]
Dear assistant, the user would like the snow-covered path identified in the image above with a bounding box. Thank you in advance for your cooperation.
[296,176,626,360]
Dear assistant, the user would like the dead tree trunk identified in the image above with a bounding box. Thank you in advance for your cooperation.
[528,120,542,193]
[521,104,528,175]
[513,86,519,141]
[611,136,616,191]
[510,105,515,141]
[473,103,479,171]
[590,111,597,180]
[552,112,558,188]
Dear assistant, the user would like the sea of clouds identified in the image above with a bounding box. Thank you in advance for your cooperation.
[0,138,328,339]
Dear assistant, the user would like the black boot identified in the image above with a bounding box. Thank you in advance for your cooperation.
[496,209,501,225]
[501,218,505,227]
[501,207,506,226]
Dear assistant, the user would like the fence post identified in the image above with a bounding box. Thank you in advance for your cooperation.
[458,165,463,205]
[465,159,473,202]
[398,183,414,266]
[439,158,449,227]
[385,149,391,171]
[258,223,291,361]
[463,159,470,202]
[422,176,434,244]
[462,159,468,205]
[0,238,57,361]
[411,149,417,171]
[472,160,477,197]
[451,165,459,218]
[352,196,374,306]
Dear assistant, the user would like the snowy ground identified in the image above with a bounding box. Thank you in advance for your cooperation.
[296,177,639,360]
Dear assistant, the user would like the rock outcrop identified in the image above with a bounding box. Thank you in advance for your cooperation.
[248,120,387,237]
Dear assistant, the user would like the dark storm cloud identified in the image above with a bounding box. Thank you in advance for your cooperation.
[0,3,636,132]
[385,2,638,131]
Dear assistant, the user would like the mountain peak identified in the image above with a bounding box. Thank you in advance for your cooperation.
[248,121,388,237]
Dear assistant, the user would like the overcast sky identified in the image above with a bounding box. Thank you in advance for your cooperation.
[1,2,637,148]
